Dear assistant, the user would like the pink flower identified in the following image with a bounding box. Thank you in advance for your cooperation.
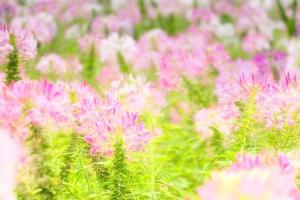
[75,92,153,156]
[12,12,57,44]
[0,26,13,64]
[36,54,68,74]
[78,33,101,54]
[159,49,207,90]
[242,32,270,53]
[36,54,82,75]
[110,76,166,115]
[0,25,37,63]
[97,65,122,86]
[198,153,300,200]
[206,43,230,70]
[0,80,72,136]
[0,128,21,200]
[256,73,300,128]
[91,1,140,34]
[194,106,236,139]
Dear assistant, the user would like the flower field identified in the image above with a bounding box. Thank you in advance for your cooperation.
[2,0,300,199]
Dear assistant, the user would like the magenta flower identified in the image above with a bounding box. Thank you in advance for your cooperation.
[75,92,153,156]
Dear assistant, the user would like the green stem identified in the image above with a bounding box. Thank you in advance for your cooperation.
[110,135,131,200]
[117,52,131,74]
[5,48,20,84]
[92,155,110,189]
[84,46,96,82]
[276,0,298,37]
[30,125,55,200]
[59,133,78,191]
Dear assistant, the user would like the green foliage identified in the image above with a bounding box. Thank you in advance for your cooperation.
[17,126,55,200]
[110,135,131,200]
[133,14,190,39]
[15,102,300,199]
[6,35,20,84]
[182,77,217,108]
[14,3,300,198]
[138,0,147,20]
[5,48,20,84]
[117,52,132,74]
[276,0,298,37]
[38,24,80,56]
[220,14,235,24]
[83,46,101,84]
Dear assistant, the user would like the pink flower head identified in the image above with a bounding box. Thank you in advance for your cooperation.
[36,54,68,74]
[252,51,287,77]
[78,33,102,54]
[0,25,37,63]
[75,92,153,156]
[159,49,207,90]
[12,12,57,44]
[194,106,236,139]
[36,54,82,75]
[0,25,13,64]
[0,80,72,136]
[256,73,300,128]
[206,43,230,70]
[217,73,272,108]
[243,32,270,53]
[110,76,166,115]
[198,153,300,200]
[92,1,140,34]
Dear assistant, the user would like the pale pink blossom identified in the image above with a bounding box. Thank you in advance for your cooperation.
[243,32,270,53]
[0,128,21,200]
[99,33,137,65]
[198,153,300,200]
[110,76,166,115]
[78,33,101,54]
[194,106,236,139]
[36,54,82,75]
[0,26,37,63]
[12,12,57,44]
[36,54,68,74]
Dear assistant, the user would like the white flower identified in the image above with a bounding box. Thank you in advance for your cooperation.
[99,33,137,64]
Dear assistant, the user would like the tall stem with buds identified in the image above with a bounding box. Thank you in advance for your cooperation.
[5,35,20,84]
[110,135,131,200]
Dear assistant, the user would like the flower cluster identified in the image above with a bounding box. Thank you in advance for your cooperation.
[2,0,300,199]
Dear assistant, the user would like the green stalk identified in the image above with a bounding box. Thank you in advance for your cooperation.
[93,155,110,189]
[59,133,78,191]
[276,0,298,37]
[110,135,131,200]
[30,125,55,199]
[5,35,20,84]
[117,52,131,74]
[138,0,148,20]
